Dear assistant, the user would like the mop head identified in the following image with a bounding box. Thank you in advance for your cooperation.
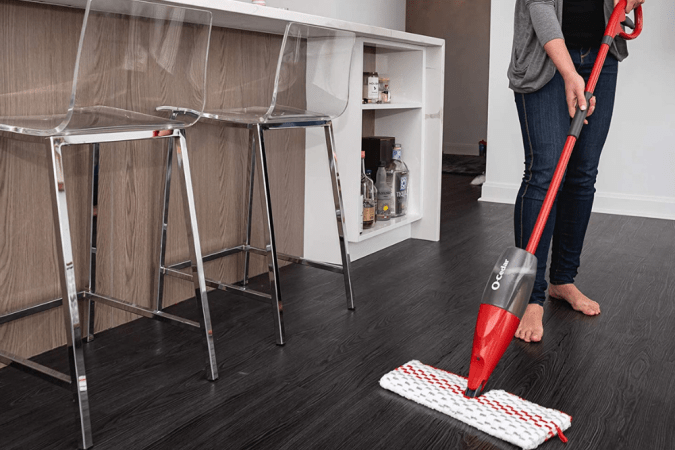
[380,360,572,450]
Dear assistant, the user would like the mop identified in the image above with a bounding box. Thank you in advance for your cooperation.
[380,360,571,449]
[381,2,643,448]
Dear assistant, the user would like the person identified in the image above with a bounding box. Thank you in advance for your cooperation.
[507,0,645,342]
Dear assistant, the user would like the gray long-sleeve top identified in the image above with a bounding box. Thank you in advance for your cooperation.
[508,0,629,93]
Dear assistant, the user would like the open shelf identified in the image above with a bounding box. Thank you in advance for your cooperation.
[361,102,422,110]
[362,42,423,106]
[356,213,422,242]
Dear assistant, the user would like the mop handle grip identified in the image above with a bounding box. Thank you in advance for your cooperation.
[618,3,644,41]
[524,1,644,255]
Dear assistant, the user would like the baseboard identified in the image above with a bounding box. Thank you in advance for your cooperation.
[479,181,519,205]
[590,192,675,220]
[480,181,675,220]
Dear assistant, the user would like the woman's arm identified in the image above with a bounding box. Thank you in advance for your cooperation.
[526,1,596,121]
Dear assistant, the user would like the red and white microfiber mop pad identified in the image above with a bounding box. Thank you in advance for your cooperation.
[380,360,572,449]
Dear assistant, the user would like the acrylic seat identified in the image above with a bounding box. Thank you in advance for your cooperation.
[0,1,214,448]
[158,23,357,346]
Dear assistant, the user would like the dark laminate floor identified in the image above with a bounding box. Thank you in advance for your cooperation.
[1,174,674,450]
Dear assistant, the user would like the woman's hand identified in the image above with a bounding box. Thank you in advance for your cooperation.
[615,0,646,14]
[563,72,596,124]
[543,39,597,123]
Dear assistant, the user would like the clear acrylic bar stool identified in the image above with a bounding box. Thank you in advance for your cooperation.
[159,23,357,345]
[0,1,214,448]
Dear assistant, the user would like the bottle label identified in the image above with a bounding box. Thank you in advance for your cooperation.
[377,198,391,216]
[364,206,375,222]
[368,76,379,100]
[393,149,402,160]
[400,176,407,191]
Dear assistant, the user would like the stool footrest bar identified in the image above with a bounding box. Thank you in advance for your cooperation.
[278,252,343,274]
[0,349,71,390]
[209,281,272,304]
[168,245,246,270]
[167,245,343,275]
[88,293,200,330]
[0,292,88,326]
[248,246,344,273]
[163,268,272,304]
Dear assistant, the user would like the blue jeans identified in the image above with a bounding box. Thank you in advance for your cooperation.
[514,48,618,306]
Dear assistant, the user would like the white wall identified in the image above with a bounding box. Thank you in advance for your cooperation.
[482,1,675,220]
[230,0,406,31]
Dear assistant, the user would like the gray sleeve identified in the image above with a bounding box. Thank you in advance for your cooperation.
[527,0,564,47]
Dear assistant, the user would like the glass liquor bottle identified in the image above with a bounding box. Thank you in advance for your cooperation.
[361,151,377,229]
[376,161,391,221]
[386,143,409,217]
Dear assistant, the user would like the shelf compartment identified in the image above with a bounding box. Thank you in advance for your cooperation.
[363,43,423,106]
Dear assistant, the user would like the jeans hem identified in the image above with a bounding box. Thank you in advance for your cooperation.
[549,279,574,286]
[528,298,545,307]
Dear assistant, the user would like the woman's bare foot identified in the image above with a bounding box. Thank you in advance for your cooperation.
[549,283,600,315]
[514,304,544,343]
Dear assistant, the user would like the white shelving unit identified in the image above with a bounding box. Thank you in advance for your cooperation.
[305,36,445,263]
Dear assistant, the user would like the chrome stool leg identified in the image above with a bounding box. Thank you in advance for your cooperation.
[242,129,257,286]
[255,125,285,345]
[174,130,218,380]
[47,138,94,450]
[324,123,355,310]
[85,143,99,342]
[155,138,174,312]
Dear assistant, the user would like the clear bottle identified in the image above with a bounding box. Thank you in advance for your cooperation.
[386,143,409,217]
[375,161,391,221]
[361,151,377,229]
[379,77,390,103]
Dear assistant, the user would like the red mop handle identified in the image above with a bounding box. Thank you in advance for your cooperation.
[525,1,643,255]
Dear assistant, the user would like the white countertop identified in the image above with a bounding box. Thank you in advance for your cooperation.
[24,0,444,47]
